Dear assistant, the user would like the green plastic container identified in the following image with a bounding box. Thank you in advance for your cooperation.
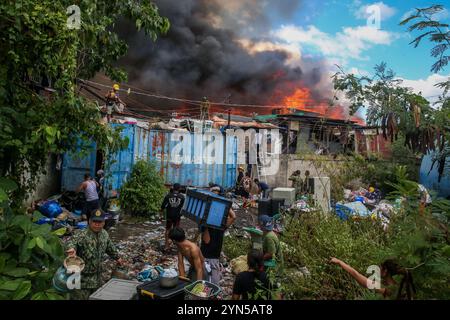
[243,227,263,251]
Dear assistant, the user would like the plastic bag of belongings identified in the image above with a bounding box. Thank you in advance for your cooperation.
[230,255,249,275]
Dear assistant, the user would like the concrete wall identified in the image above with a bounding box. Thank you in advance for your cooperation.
[260,154,327,188]
[25,154,61,206]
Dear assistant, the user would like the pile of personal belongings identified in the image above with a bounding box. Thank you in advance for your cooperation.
[335,201,371,220]
[33,194,86,235]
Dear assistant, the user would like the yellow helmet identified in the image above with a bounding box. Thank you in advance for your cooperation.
[113,84,120,91]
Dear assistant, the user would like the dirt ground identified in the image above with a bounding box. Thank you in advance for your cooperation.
[102,205,256,299]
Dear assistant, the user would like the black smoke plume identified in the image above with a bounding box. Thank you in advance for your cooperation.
[115,0,330,113]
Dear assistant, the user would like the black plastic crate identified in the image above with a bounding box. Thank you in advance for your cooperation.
[257,198,285,217]
[257,199,272,216]
[271,198,285,216]
[136,278,191,300]
[181,189,232,230]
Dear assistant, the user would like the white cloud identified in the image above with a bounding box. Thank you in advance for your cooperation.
[273,24,399,62]
[400,74,450,105]
[348,67,371,77]
[237,38,302,65]
[355,2,397,21]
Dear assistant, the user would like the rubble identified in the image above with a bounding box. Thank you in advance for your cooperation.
[61,195,289,300]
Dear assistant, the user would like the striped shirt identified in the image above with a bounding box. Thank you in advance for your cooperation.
[85,180,99,201]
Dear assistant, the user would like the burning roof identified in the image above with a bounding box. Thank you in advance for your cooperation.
[211,115,278,129]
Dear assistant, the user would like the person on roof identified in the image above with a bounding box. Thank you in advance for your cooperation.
[105,84,125,122]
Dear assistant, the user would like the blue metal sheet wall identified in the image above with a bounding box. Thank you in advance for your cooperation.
[63,124,238,193]
[420,152,450,197]
[61,142,97,191]
[104,124,135,193]
[164,132,237,188]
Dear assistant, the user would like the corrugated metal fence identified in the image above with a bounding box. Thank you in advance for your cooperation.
[62,124,237,192]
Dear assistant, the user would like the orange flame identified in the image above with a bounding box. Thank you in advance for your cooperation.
[283,88,312,111]
[281,88,365,125]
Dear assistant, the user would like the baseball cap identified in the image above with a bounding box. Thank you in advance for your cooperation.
[258,215,273,231]
[90,209,105,222]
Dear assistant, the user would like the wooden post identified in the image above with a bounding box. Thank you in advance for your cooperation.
[222,109,231,187]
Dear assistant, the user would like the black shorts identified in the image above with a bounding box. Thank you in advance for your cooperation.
[166,217,181,229]
[84,199,100,220]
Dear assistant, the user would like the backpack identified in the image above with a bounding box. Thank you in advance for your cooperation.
[242,177,251,192]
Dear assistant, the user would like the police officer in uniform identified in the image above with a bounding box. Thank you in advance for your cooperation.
[66,209,123,300]
[289,170,303,200]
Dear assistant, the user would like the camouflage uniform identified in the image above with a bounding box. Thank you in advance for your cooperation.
[65,228,119,300]
[289,174,303,200]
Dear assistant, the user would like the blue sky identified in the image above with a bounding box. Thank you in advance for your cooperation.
[267,0,450,101]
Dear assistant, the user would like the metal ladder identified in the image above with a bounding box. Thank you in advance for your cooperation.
[256,151,267,183]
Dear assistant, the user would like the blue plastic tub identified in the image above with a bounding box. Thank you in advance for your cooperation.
[77,221,88,229]
[182,189,232,230]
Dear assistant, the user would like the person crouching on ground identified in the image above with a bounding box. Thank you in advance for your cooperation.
[169,227,208,281]
[232,249,270,300]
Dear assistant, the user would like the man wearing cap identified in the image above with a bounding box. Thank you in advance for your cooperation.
[258,215,284,273]
[105,83,125,123]
[289,170,303,200]
[160,183,185,252]
[65,209,123,300]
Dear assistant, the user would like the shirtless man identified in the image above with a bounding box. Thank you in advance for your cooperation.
[169,227,207,281]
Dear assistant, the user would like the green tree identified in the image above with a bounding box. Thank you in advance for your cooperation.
[400,4,450,181]
[0,179,66,300]
[400,5,450,94]
[332,63,446,171]
[120,160,166,216]
[0,0,169,204]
